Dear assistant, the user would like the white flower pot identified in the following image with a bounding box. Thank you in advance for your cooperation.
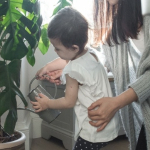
[0,131,26,150]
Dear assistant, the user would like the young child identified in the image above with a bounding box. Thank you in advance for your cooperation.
[31,7,120,150]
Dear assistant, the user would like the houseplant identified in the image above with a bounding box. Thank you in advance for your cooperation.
[0,0,72,149]
[0,0,42,148]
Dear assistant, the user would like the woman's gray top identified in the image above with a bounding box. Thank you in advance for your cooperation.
[102,16,150,150]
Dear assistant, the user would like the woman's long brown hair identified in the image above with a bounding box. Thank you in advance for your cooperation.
[93,0,143,46]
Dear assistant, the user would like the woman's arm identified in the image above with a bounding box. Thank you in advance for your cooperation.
[88,88,138,131]
[31,74,78,111]
[129,70,150,104]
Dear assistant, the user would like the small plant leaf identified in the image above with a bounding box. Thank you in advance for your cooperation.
[38,24,50,54]
[26,46,35,66]
[4,109,17,134]
[52,0,73,16]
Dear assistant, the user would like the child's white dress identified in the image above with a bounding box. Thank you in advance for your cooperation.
[61,47,120,143]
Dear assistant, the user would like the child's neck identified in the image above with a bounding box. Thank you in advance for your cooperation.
[71,48,88,60]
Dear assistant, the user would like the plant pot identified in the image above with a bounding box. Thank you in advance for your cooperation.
[0,131,26,150]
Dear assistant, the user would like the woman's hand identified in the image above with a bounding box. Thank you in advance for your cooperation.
[30,93,49,112]
[88,88,138,132]
[88,97,120,132]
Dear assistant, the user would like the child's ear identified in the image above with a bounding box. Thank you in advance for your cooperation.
[72,45,79,53]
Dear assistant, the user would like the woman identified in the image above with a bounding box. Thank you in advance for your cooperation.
[36,0,150,149]
[88,0,150,150]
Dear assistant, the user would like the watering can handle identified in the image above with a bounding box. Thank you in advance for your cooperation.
[29,76,57,99]
[29,76,37,93]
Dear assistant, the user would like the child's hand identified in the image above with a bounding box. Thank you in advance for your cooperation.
[47,70,62,85]
[30,93,49,112]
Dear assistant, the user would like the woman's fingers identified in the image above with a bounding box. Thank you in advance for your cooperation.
[88,102,100,111]
[88,99,102,113]
[97,122,108,132]
[89,121,108,132]
[88,108,99,117]
[88,115,102,121]
[89,120,102,127]
[88,97,119,131]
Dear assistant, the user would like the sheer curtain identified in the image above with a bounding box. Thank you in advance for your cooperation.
[73,0,94,28]
[40,0,94,27]
[40,0,95,46]
[40,0,59,24]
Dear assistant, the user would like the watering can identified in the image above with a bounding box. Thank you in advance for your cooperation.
[18,76,61,124]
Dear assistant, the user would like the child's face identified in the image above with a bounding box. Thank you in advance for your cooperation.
[50,38,79,60]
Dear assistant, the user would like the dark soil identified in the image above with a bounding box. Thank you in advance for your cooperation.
[0,129,21,143]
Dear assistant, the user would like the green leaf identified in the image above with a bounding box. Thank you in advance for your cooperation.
[18,24,37,49]
[38,24,50,54]
[0,61,5,68]
[0,60,27,134]
[0,60,21,88]
[19,15,38,35]
[0,0,41,61]
[3,91,18,134]
[0,91,11,116]
[8,60,21,87]
[52,0,73,16]
[12,85,28,107]
[22,0,35,13]
[0,61,6,85]
[0,1,8,16]
[4,109,17,134]
[26,46,35,66]
[1,34,28,60]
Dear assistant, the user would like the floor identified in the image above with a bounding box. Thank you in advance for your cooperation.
[31,135,129,150]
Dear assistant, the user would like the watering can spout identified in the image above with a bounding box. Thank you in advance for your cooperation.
[17,107,36,114]
[18,76,61,124]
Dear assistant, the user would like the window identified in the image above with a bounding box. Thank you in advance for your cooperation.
[40,0,96,47]
[73,0,94,28]
[40,0,94,27]
[40,0,58,24]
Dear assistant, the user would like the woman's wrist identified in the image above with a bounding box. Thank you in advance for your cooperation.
[115,88,138,109]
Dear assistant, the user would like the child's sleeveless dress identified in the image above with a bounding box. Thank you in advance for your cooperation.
[61,47,120,143]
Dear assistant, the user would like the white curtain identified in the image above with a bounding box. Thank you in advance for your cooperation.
[40,0,94,27]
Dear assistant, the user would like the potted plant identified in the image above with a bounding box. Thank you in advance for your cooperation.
[0,0,72,149]
[0,0,42,149]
